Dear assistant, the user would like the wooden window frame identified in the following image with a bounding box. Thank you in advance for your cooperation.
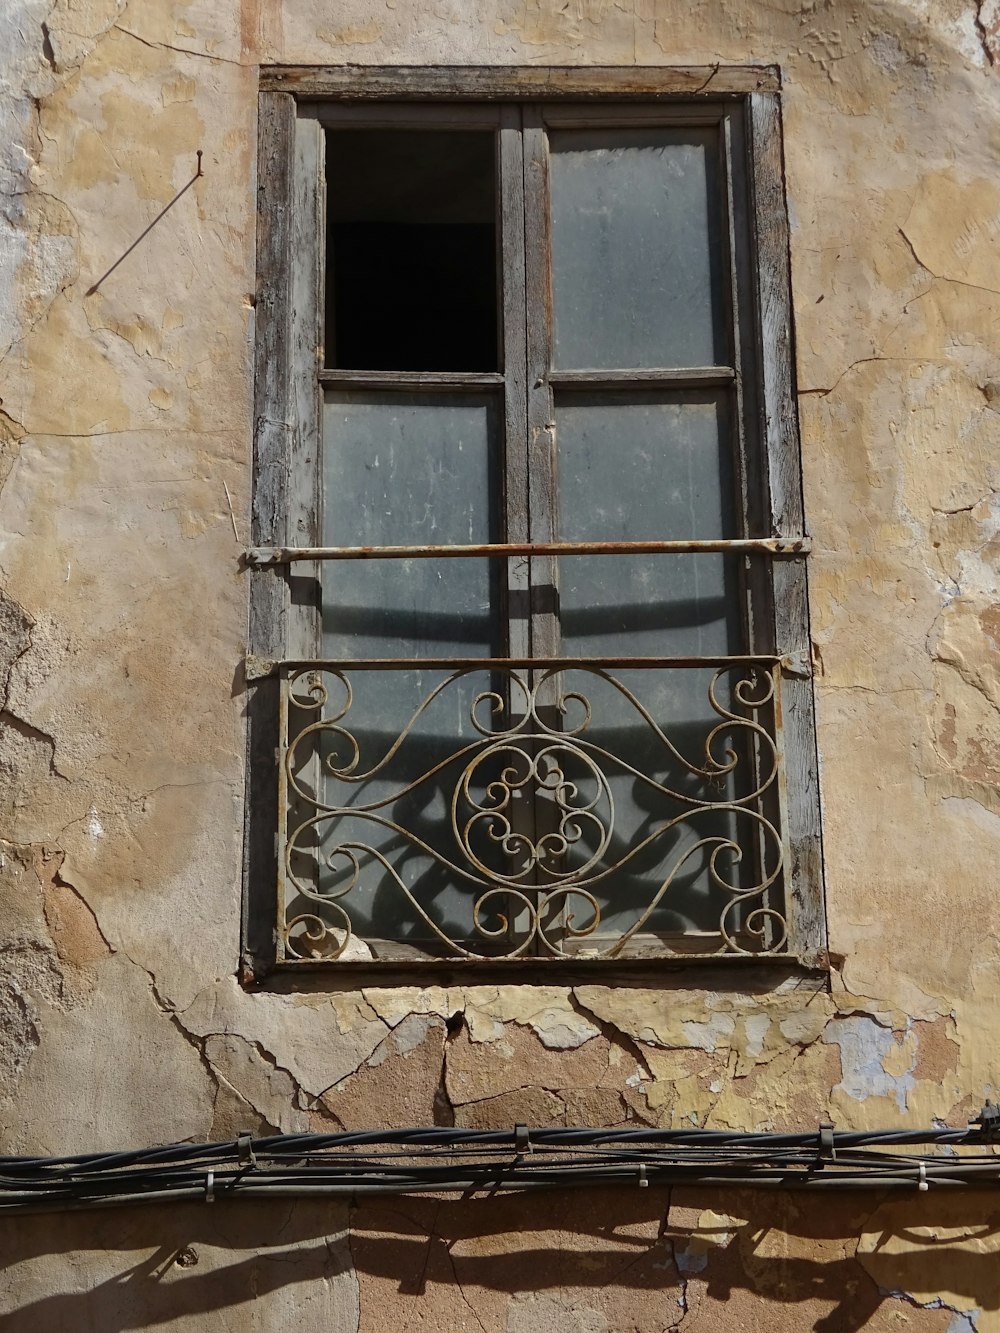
[242,66,825,982]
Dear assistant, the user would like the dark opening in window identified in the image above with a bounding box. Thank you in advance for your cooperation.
[325,130,497,371]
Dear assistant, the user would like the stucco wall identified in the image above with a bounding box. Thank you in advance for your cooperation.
[2,0,1000,1327]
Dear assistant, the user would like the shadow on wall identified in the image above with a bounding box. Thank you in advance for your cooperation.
[0,1188,998,1330]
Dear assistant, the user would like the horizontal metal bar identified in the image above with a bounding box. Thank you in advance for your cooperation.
[253,654,785,679]
[549,367,736,388]
[320,369,504,390]
[251,654,782,680]
[248,537,810,566]
[273,951,807,973]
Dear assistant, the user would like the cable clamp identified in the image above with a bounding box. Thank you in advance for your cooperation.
[514,1124,532,1154]
[818,1120,836,1161]
[637,1163,648,1189]
[918,1162,928,1192]
[205,1170,215,1204]
[971,1099,1000,1141]
[237,1133,257,1169]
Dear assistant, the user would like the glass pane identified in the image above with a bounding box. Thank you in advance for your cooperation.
[321,392,499,659]
[326,129,497,371]
[311,397,505,952]
[556,391,740,657]
[549,127,726,369]
[553,392,747,937]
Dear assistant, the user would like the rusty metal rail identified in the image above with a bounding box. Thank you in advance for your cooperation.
[245,652,802,682]
[248,537,810,566]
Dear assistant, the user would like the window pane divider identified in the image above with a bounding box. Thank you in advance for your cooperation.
[319,369,504,388]
[549,367,735,388]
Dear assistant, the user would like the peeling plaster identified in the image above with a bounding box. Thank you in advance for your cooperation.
[823,1015,916,1111]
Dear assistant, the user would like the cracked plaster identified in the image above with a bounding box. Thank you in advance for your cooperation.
[2,0,1000,1326]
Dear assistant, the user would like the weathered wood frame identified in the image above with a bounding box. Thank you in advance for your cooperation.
[244,66,826,979]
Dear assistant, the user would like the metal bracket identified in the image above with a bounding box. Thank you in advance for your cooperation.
[971,1099,1000,1141]
[780,649,812,680]
[818,1119,836,1161]
[245,654,277,682]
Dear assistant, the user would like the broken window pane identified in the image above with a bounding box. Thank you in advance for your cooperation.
[326,130,498,371]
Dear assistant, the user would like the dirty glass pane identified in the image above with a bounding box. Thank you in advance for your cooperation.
[549,127,725,369]
[553,392,748,939]
[555,391,739,655]
[321,391,499,660]
[310,393,503,950]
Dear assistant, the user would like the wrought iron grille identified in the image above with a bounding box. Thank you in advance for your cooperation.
[275,655,790,964]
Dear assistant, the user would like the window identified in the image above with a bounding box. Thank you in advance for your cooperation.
[245,68,823,974]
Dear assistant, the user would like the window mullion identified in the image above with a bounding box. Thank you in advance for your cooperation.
[496,106,540,951]
[522,106,567,953]
[288,113,325,662]
[522,107,560,660]
[719,108,757,661]
[500,106,530,658]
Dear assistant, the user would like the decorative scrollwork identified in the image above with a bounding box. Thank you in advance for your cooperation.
[456,740,613,884]
[278,661,789,962]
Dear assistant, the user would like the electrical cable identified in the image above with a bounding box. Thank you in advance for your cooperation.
[2,1106,1000,1215]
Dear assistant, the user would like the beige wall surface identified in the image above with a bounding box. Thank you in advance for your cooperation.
[2,0,1000,1327]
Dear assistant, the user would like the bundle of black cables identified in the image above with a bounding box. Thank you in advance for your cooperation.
[3,1105,1000,1214]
